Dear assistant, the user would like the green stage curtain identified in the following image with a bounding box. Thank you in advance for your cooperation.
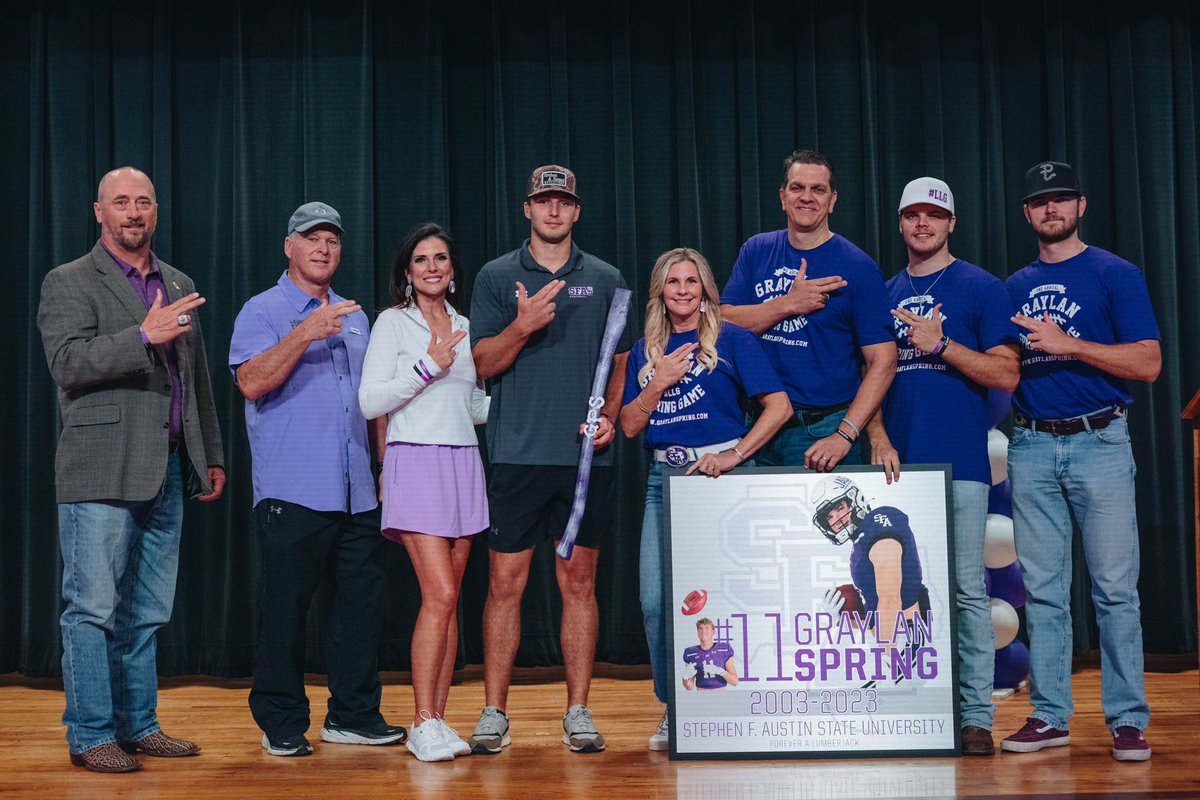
[3,1,1196,676]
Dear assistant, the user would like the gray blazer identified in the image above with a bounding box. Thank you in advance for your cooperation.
[37,242,225,503]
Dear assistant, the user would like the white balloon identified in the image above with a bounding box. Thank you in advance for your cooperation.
[988,428,1009,485]
[984,513,1017,569]
[991,598,1019,649]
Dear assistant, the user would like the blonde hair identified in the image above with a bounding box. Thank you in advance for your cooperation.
[637,247,723,387]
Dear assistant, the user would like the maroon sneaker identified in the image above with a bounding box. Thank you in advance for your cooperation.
[1000,717,1070,752]
[1111,726,1151,761]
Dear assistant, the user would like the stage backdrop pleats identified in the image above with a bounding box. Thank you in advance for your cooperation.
[3,1,1196,676]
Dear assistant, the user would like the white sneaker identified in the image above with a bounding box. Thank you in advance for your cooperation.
[406,720,455,762]
[435,718,472,757]
[648,710,668,751]
[562,704,605,752]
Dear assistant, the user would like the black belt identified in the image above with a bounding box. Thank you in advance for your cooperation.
[797,402,850,426]
[1013,407,1126,436]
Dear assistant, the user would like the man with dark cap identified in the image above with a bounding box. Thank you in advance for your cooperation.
[469,165,630,754]
[1000,162,1160,762]
[230,202,405,757]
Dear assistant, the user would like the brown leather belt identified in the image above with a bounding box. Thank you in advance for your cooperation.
[1013,407,1126,436]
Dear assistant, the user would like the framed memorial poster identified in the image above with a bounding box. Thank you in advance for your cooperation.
[664,466,959,759]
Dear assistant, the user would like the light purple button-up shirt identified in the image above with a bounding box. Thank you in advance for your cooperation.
[229,271,376,513]
[104,244,183,442]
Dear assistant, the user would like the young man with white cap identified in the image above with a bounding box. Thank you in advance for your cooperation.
[865,177,1020,755]
[469,166,630,754]
[1000,162,1160,761]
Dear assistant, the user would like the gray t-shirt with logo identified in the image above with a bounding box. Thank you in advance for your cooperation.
[470,240,632,467]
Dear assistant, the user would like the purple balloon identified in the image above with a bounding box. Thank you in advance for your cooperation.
[987,562,1027,608]
[987,389,1013,430]
[988,480,1012,517]
[994,639,1030,689]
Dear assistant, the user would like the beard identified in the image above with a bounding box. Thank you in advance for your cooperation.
[1034,215,1079,244]
[108,222,151,250]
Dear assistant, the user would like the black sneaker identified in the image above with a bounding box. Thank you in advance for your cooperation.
[320,719,407,746]
[261,733,313,757]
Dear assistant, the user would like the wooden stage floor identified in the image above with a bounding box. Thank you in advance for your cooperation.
[1,666,1197,800]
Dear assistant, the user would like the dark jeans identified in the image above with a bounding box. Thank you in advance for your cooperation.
[249,499,387,739]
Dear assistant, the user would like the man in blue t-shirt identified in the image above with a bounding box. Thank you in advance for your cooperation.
[681,618,739,691]
[865,177,1020,756]
[999,162,1161,763]
[721,149,896,472]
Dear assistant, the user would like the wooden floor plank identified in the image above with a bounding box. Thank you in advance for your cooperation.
[0,667,1196,799]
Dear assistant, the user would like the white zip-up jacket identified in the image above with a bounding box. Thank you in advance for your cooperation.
[359,303,489,445]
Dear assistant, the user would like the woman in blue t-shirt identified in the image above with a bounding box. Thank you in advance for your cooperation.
[619,247,790,752]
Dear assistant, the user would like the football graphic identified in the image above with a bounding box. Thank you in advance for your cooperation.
[680,589,708,615]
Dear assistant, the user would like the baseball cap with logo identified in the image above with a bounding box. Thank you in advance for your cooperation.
[288,202,344,235]
[526,165,579,202]
[1023,161,1081,202]
[897,177,954,215]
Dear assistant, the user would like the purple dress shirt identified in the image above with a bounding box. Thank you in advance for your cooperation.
[229,271,376,514]
[104,244,183,442]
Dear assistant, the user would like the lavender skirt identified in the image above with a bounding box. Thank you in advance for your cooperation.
[381,443,488,540]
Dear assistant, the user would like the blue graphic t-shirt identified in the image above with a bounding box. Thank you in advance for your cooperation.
[683,641,736,689]
[883,260,1019,485]
[849,506,926,614]
[720,231,893,408]
[1006,246,1160,419]
[623,323,784,449]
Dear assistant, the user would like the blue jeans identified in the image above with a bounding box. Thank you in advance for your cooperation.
[58,455,183,754]
[640,459,753,704]
[757,408,862,467]
[952,479,995,729]
[1007,416,1149,731]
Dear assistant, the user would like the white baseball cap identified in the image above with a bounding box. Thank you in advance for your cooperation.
[897,177,954,215]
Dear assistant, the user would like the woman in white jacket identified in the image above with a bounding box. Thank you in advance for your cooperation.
[359,223,489,762]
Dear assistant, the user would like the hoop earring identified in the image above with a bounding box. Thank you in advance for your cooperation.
[449,279,456,294]
[699,299,708,313]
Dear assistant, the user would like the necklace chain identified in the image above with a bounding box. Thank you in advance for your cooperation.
[906,262,951,299]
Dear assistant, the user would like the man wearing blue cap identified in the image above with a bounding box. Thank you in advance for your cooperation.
[230,202,405,757]
[864,177,1020,756]
[1000,162,1160,762]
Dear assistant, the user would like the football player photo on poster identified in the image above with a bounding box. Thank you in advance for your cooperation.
[663,466,960,760]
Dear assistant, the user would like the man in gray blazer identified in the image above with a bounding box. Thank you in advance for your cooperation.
[37,166,226,774]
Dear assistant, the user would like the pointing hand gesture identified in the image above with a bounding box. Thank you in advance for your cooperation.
[647,343,697,393]
[1013,311,1076,355]
[141,289,207,345]
[513,280,564,337]
[427,328,468,371]
[783,260,847,316]
[298,299,360,343]
[892,303,945,355]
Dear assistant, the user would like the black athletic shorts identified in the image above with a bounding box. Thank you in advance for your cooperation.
[485,464,615,553]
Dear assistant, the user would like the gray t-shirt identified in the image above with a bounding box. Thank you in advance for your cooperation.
[470,240,631,466]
